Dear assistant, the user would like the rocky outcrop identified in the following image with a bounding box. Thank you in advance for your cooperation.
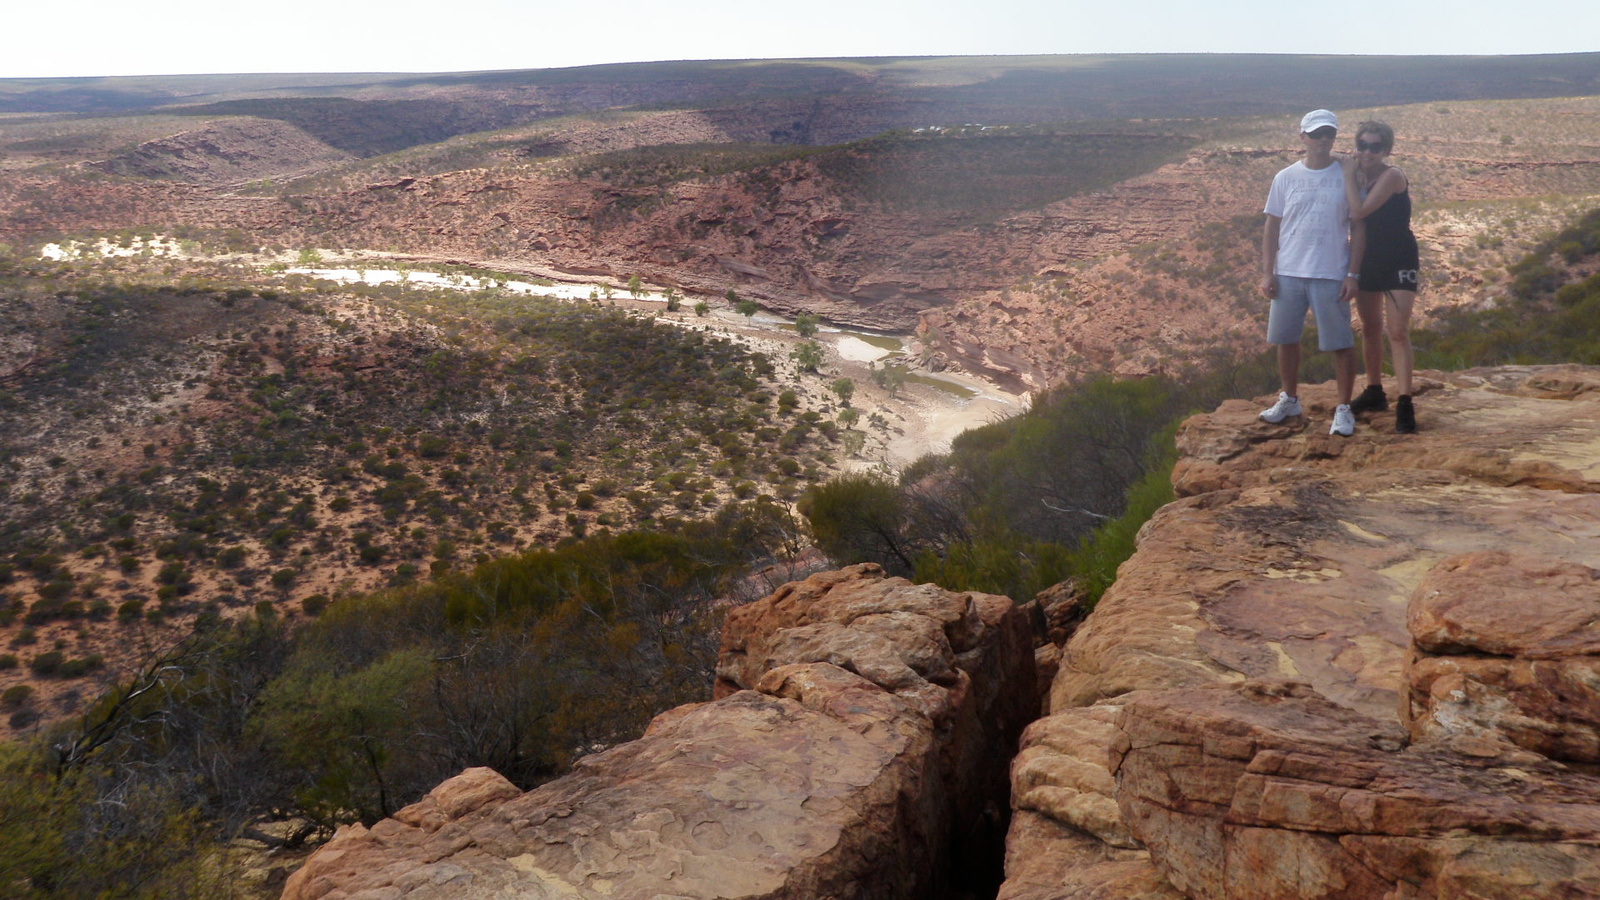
[1116,681,1600,900]
[91,117,353,185]
[1404,550,1600,763]
[281,564,1034,900]
[1007,366,1600,900]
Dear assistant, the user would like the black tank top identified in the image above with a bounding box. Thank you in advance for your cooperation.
[1364,187,1413,246]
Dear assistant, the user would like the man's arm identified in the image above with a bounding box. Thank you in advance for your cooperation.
[1260,215,1281,299]
[1342,217,1366,301]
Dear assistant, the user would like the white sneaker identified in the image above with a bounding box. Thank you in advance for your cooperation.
[1330,404,1355,437]
[1259,392,1302,423]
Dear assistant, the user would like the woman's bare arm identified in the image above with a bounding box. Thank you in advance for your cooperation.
[1349,167,1408,221]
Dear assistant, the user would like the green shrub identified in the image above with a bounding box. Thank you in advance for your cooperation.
[1063,439,1178,603]
[29,650,64,676]
[57,653,105,678]
[0,743,237,898]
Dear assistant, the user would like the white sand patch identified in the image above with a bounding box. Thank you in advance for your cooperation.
[41,236,183,260]
[882,391,1022,466]
[286,267,694,305]
[834,335,895,363]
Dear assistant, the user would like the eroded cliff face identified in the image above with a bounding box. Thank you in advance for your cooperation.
[1009,365,1600,900]
[280,565,1035,900]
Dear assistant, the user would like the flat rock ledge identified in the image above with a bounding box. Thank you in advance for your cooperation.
[282,564,1035,900]
[1005,367,1600,900]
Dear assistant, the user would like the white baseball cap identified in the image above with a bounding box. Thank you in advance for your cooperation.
[1300,109,1338,133]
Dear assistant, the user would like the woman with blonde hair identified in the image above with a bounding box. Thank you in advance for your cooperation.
[1343,120,1420,433]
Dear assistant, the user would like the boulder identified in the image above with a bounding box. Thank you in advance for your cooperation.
[1404,550,1600,761]
[1010,705,1136,849]
[283,565,1034,900]
[1407,550,1600,658]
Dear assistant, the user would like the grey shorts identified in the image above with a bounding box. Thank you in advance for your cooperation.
[1267,276,1354,351]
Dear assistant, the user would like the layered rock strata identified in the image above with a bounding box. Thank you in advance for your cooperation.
[281,564,1034,900]
[1007,366,1600,900]
[1404,549,1600,763]
[1117,681,1600,899]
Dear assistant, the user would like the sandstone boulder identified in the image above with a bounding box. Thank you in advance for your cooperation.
[1404,550,1600,762]
[283,565,1034,900]
[1011,704,1135,849]
[1407,550,1600,658]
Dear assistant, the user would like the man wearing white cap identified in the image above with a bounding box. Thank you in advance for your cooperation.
[1257,108,1365,436]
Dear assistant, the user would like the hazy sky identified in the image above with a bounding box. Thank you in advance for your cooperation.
[5,0,1596,79]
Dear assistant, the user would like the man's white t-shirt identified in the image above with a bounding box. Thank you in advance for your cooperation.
[1263,161,1350,281]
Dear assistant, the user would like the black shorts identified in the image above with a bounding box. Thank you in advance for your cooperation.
[1359,235,1421,293]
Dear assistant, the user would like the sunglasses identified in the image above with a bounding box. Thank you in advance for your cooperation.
[1303,128,1337,140]
[1355,139,1387,153]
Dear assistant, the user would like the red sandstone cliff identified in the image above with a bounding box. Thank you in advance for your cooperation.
[278,365,1600,899]
[1011,365,1600,899]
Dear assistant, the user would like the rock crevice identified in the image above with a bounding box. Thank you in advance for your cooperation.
[282,564,1034,900]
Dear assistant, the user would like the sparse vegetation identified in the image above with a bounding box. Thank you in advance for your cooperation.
[1417,207,1600,367]
[804,356,1297,603]
[4,56,1600,897]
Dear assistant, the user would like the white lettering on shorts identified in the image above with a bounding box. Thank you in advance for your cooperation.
[1399,269,1419,285]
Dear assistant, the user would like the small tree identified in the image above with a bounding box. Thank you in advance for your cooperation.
[871,362,907,397]
[794,313,820,337]
[801,472,916,574]
[791,341,823,372]
[627,275,643,299]
[737,299,759,318]
[694,301,709,317]
[664,288,682,312]
[831,378,855,407]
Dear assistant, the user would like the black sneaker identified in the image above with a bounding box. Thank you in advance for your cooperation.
[1395,395,1416,434]
[1350,384,1388,414]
